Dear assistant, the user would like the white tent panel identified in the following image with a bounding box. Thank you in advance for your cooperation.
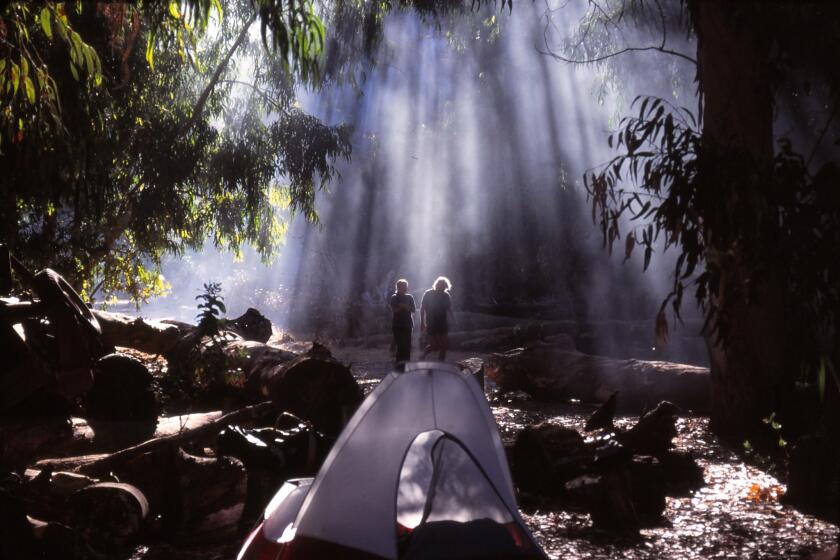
[294,362,527,560]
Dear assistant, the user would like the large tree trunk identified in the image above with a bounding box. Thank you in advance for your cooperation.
[691,2,785,440]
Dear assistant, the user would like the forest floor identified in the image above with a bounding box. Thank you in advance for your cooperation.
[335,346,839,560]
[128,344,838,559]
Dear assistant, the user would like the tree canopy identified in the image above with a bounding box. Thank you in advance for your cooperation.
[0,1,349,302]
[1,0,512,303]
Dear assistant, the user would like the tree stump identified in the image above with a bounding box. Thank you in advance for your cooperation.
[248,343,362,435]
[66,482,149,549]
[85,353,159,439]
[619,401,680,455]
[511,423,591,495]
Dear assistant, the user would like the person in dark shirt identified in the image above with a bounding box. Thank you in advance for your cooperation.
[420,276,456,361]
[390,279,416,363]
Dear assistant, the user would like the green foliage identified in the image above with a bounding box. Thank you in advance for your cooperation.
[1,0,349,303]
[191,281,247,396]
[196,281,226,336]
[0,3,102,149]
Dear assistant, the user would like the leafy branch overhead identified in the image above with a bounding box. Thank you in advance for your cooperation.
[0,0,345,304]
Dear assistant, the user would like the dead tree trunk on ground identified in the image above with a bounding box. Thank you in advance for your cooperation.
[485,342,709,412]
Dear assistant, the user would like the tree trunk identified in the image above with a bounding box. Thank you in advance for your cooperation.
[691,2,785,440]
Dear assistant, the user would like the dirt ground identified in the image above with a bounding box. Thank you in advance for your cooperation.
[336,347,840,560]
[128,343,837,559]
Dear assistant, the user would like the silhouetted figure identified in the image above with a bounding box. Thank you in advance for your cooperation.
[421,276,456,361]
[390,279,416,363]
[585,391,618,432]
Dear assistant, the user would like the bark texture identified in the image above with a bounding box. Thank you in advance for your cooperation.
[691,1,784,439]
[485,343,709,412]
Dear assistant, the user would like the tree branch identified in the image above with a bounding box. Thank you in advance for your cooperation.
[541,0,696,66]
[537,42,696,66]
[217,79,289,114]
[179,13,256,135]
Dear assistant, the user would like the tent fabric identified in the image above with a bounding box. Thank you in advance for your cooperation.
[291,362,543,560]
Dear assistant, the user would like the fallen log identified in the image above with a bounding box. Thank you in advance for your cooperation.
[247,343,363,434]
[66,482,149,549]
[174,450,248,540]
[92,309,180,355]
[0,416,73,471]
[21,410,231,470]
[168,337,361,434]
[84,353,158,432]
[76,402,276,477]
[485,342,710,412]
[105,304,362,433]
[224,308,273,343]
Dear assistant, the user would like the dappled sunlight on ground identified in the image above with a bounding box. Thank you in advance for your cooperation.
[352,360,837,558]
[503,408,838,559]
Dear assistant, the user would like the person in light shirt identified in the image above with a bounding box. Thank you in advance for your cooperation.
[389,279,416,363]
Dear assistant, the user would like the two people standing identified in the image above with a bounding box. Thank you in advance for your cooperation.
[389,276,455,363]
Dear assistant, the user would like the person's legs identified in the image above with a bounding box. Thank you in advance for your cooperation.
[438,334,448,361]
[423,334,446,361]
[395,328,412,362]
[420,335,432,360]
[391,328,398,359]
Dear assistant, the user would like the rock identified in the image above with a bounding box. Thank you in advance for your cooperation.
[658,451,705,496]
[225,308,273,343]
[620,401,680,454]
[564,455,666,533]
[456,358,486,391]
[585,392,618,431]
[564,471,637,533]
[624,455,667,526]
[67,482,149,549]
[512,423,591,495]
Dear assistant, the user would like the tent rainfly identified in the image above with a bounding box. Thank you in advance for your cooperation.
[238,362,547,560]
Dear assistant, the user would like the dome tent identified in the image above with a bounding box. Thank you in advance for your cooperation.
[238,362,546,559]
